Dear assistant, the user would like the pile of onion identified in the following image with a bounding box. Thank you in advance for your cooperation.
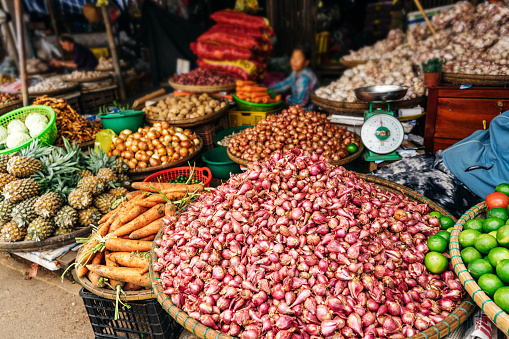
[154,149,463,338]
[227,106,361,164]
[108,122,201,170]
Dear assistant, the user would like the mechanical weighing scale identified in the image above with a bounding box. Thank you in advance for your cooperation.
[354,85,408,162]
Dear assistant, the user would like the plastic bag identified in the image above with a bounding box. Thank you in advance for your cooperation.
[197,59,260,80]
[211,9,268,28]
[94,129,117,153]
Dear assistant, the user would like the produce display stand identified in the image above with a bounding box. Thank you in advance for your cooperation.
[169,80,236,93]
[145,104,231,129]
[450,201,509,336]
[27,82,80,97]
[0,98,23,117]
[80,84,118,115]
[149,175,475,339]
[442,73,509,86]
[62,74,112,84]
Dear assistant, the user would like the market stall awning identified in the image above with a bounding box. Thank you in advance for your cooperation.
[24,0,92,15]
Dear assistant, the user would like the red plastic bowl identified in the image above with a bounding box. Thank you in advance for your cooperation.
[142,166,212,187]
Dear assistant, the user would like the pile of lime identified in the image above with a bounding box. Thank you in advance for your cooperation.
[459,183,509,313]
[166,174,203,185]
[424,211,454,274]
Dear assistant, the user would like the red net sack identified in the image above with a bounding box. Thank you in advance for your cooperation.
[208,24,274,42]
[197,31,260,50]
[197,59,260,80]
[210,9,270,29]
[190,41,253,61]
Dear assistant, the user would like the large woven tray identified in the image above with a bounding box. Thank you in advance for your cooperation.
[311,91,427,116]
[127,135,203,181]
[145,104,230,128]
[28,82,80,96]
[149,175,474,339]
[227,134,365,167]
[169,80,236,93]
[0,226,92,253]
[450,201,509,335]
[442,73,509,86]
[340,57,379,68]
[63,74,111,83]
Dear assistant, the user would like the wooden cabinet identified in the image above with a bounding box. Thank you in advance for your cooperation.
[424,86,509,152]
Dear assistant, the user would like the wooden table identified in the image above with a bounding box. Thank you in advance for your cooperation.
[424,85,509,152]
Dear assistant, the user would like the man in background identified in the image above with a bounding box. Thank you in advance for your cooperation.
[50,34,98,70]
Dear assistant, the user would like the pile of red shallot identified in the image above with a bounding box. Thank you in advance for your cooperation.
[227,106,361,164]
[154,150,463,339]
[172,68,236,86]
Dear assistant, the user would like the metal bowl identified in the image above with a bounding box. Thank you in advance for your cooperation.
[354,85,408,103]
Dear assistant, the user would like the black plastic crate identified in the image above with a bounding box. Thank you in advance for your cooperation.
[79,288,183,339]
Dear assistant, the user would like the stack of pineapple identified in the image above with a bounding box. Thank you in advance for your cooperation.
[0,140,130,242]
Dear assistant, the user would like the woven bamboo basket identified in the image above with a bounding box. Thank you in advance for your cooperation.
[0,226,92,253]
[145,104,230,128]
[442,73,509,86]
[227,135,365,167]
[450,201,509,336]
[127,135,203,181]
[149,175,475,339]
[0,99,22,116]
[28,82,80,97]
[169,81,236,93]
[340,58,378,68]
[311,92,427,116]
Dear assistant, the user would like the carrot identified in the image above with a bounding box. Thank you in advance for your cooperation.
[112,204,164,237]
[129,218,165,239]
[140,235,155,241]
[124,282,143,291]
[119,205,148,224]
[275,95,282,102]
[144,194,171,204]
[109,218,124,233]
[108,252,149,269]
[104,250,124,289]
[139,266,149,275]
[134,200,158,208]
[262,97,269,104]
[86,265,151,288]
[165,203,176,217]
[105,238,153,252]
[243,86,268,92]
[173,91,195,96]
[126,191,144,200]
[253,98,262,103]
[236,94,247,100]
[131,182,203,193]
[98,210,116,225]
[236,80,256,87]
[248,92,270,98]
[88,271,106,288]
[76,223,110,277]
[213,93,233,100]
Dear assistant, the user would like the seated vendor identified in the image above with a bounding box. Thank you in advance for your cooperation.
[269,45,319,111]
[50,35,98,70]
[371,111,509,217]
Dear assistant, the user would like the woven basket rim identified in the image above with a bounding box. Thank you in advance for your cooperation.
[149,174,475,339]
[169,80,236,93]
[450,201,509,336]
[145,104,230,128]
[0,226,92,252]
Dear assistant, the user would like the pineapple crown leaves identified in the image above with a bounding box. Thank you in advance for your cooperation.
[83,147,117,174]
[18,139,53,159]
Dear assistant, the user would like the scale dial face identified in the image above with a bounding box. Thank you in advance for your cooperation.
[361,114,404,154]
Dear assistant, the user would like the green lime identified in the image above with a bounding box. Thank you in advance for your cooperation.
[459,229,482,248]
[497,225,509,248]
[424,252,449,274]
[489,231,498,239]
[447,227,454,233]
[478,274,505,298]
[435,230,451,243]
[483,217,505,233]
[468,259,493,280]
[429,212,442,219]
[494,287,509,313]
[346,143,358,154]
[464,218,485,232]
[461,247,483,265]
[496,259,509,284]
[474,234,499,254]
[506,219,509,225]
[440,216,454,230]
[487,247,509,267]
[487,208,509,221]
[496,183,509,197]
[428,235,448,252]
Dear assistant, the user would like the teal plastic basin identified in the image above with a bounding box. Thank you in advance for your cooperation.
[201,147,242,179]
[99,110,144,134]
[213,126,252,148]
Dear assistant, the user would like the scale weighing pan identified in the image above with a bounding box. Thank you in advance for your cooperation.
[354,85,408,103]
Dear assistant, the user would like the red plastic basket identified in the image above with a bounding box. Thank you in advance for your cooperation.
[143,166,212,187]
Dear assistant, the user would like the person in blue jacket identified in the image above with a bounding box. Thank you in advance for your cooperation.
[372,110,509,217]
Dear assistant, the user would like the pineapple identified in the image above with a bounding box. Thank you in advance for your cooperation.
[79,207,102,227]
[34,192,64,218]
[68,189,92,210]
[117,173,132,188]
[77,176,104,195]
[0,199,15,222]
[3,178,40,203]
[1,220,27,241]
[54,205,78,230]
[0,154,13,173]
[114,158,129,174]
[12,196,38,225]
[0,173,17,191]
[54,227,73,236]
[96,168,117,185]
[84,147,116,174]
[93,193,115,214]
[109,187,128,199]
[25,217,55,241]
[79,170,93,178]
[7,156,42,178]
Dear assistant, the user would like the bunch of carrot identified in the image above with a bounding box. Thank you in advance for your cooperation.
[235,80,281,104]
[75,182,204,291]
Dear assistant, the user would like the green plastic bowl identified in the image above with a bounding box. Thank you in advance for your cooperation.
[99,110,144,135]
[201,147,242,179]
[213,126,252,148]
[234,91,283,112]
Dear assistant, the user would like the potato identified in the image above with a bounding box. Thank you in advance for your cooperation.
[205,107,213,114]
[220,102,227,108]
[180,109,189,115]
